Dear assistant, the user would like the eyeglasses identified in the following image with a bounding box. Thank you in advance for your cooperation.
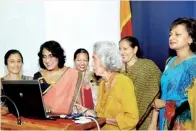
[42,54,55,60]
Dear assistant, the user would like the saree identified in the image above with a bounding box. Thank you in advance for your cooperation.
[187,78,196,129]
[96,73,139,130]
[33,67,93,114]
[121,58,161,130]
[159,55,196,130]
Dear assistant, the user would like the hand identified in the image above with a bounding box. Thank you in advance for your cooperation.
[1,106,9,115]
[45,105,53,113]
[83,109,97,117]
[148,123,157,130]
[153,99,166,109]
[72,105,78,114]
[73,103,87,113]
[73,104,97,117]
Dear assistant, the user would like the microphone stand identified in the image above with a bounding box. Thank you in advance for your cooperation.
[0,95,22,125]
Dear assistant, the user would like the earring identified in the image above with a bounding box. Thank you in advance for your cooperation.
[189,39,193,45]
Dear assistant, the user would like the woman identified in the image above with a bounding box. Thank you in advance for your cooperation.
[1,49,32,81]
[73,48,98,107]
[119,36,161,129]
[76,41,139,130]
[150,18,196,130]
[33,40,93,114]
[1,49,32,113]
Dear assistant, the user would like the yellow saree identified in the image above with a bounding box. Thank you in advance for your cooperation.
[187,78,196,129]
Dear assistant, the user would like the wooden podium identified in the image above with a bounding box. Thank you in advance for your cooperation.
[1,110,106,130]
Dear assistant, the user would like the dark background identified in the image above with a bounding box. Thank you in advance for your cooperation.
[131,1,196,71]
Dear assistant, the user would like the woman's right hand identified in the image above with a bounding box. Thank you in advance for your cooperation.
[153,99,166,109]
[45,105,53,113]
[73,104,97,117]
[72,104,87,114]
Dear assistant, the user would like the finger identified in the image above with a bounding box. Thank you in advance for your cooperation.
[74,103,82,107]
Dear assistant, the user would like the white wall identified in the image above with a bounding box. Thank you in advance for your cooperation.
[0,0,120,77]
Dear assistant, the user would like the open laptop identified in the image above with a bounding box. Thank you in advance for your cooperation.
[1,80,56,119]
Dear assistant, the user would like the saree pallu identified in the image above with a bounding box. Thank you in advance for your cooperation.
[42,68,93,114]
[159,55,196,130]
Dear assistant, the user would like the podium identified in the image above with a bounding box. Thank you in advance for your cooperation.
[1,108,106,130]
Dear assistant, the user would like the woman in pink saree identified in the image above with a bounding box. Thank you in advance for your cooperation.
[33,40,93,114]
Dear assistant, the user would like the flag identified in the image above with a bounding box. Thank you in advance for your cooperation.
[120,1,133,38]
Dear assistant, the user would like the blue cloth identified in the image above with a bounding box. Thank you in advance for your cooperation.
[159,55,196,130]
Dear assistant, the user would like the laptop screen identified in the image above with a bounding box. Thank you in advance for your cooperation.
[1,80,47,119]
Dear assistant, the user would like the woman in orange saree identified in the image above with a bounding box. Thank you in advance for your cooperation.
[33,40,93,114]
[75,41,139,130]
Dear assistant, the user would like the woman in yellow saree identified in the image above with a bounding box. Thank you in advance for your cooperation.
[33,40,93,114]
[187,78,196,129]
[75,41,139,130]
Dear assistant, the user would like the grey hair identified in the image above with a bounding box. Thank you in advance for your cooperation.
[93,41,122,72]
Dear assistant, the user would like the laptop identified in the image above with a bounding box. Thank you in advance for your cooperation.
[1,80,56,119]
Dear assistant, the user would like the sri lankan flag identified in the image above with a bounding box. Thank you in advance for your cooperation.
[120,1,133,38]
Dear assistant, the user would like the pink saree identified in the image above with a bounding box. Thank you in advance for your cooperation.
[43,68,93,114]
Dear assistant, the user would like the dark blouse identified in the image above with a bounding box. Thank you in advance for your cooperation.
[33,72,50,94]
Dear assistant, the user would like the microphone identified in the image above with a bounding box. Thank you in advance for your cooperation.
[0,95,22,125]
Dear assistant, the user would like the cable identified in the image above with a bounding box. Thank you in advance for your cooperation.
[0,95,22,125]
[80,116,100,131]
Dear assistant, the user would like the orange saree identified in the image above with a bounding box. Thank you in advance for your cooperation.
[41,68,94,114]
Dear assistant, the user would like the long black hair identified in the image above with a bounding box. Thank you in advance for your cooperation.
[38,40,66,69]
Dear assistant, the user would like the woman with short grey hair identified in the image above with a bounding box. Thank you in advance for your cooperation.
[75,41,139,130]
[93,41,122,72]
